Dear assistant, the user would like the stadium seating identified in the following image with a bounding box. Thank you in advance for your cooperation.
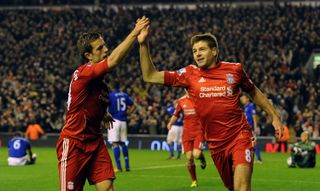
[0,3,319,137]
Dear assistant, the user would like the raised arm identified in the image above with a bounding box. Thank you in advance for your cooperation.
[252,111,259,135]
[108,16,149,69]
[138,26,164,84]
[248,87,283,138]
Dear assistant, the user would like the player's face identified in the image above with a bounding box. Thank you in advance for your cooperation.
[240,96,249,106]
[301,132,309,143]
[87,37,109,63]
[192,41,217,69]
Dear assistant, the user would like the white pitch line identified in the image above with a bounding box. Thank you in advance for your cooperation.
[130,174,320,184]
[131,164,320,184]
[133,164,185,170]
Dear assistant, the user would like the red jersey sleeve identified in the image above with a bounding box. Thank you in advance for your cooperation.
[79,58,109,79]
[164,66,193,87]
[173,101,182,117]
[239,64,255,92]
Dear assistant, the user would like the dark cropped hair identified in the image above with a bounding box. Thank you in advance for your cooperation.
[77,32,102,62]
[14,131,22,137]
[190,33,219,50]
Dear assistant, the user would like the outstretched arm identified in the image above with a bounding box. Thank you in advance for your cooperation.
[108,16,149,69]
[248,87,283,138]
[138,26,164,84]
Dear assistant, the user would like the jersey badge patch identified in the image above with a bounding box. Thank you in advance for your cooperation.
[177,68,186,76]
[226,74,235,84]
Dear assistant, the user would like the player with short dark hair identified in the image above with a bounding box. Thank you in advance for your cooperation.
[138,27,283,190]
[108,83,135,172]
[8,131,36,166]
[56,16,149,191]
[240,94,263,164]
[165,100,183,160]
[167,90,206,188]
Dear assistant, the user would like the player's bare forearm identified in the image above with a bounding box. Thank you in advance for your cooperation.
[253,114,258,129]
[249,87,278,120]
[107,32,136,69]
[167,115,178,129]
[139,42,164,84]
[128,105,136,113]
[249,87,283,137]
[253,114,259,135]
[28,149,32,159]
[108,16,149,69]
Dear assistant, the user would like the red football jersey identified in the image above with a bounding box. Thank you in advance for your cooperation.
[60,58,110,141]
[173,96,203,141]
[165,61,255,153]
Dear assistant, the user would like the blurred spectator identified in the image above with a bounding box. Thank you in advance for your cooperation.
[25,120,45,140]
[0,3,319,136]
[276,124,290,152]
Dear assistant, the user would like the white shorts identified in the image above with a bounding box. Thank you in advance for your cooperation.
[108,119,128,142]
[8,156,28,166]
[167,125,183,144]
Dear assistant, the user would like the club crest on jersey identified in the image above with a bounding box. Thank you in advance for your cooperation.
[226,74,235,84]
[177,68,186,76]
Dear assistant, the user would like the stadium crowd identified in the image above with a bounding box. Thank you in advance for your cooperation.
[0,3,319,138]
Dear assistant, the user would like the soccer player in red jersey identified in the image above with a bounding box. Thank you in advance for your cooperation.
[138,27,283,190]
[56,16,149,191]
[167,90,206,188]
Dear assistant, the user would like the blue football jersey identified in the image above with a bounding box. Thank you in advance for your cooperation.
[165,103,183,126]
[174,112,184,126]
[244,102,256,129]
[108,90,133,121]
[8,137,30,158]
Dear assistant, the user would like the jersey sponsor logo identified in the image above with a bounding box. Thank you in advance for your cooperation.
[184,108,196,115]
[227,86,233,96]
[226,73,235,84]
[198,77,206,83]
[200,86,225,92]
[199,86,234,98]
[199,92,226,98]
[177,68,186,76]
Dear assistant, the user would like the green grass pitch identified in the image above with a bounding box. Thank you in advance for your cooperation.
[0,147,319,191]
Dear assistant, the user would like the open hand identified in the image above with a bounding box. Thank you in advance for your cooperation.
[272,118,284,139]
[167,123,172,130]
[137,25,150,44]
[132,16,150,37]
[101,113,115,130]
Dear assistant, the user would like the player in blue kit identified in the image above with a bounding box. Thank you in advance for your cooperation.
[240,94,263,163]
[8,132,37,166]
[165,101,183,159]
[108,83,135,172]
